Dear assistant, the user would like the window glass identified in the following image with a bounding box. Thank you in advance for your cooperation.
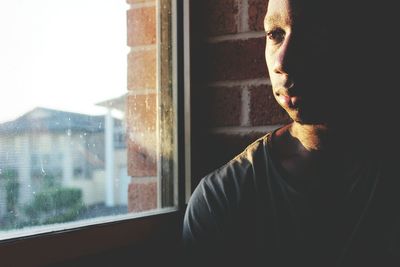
[0,0,177,240]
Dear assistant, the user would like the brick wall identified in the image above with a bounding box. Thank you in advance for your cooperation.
[126,0,158,212]
[190,0,290,188]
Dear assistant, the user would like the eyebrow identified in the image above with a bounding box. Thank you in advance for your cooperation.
[264,13,292,28]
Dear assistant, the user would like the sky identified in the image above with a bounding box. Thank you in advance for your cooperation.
[0,0,128,123]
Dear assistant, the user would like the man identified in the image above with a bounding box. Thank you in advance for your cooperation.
[183,0,398,266]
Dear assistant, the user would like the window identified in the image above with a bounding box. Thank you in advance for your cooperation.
[0,0,182,253]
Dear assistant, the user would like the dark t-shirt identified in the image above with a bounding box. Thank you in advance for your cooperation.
[182,132,400,267]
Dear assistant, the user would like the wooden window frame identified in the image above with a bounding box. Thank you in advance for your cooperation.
[0,0,189,266]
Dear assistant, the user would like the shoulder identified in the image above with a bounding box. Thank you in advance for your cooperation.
[182,132,273,243]
[201,132,272,203]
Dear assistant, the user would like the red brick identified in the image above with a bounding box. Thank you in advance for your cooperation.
[127,7,156,46]
[128,179,157,212]
[205,0,238,36]
[126,93,157,177]
[128,49,156,90]
[249,84,291,125]
[208,87,242,126]
[127,133,157,177]
[126,94,157,132]
[248,0,268,31]
[206,37,268,81]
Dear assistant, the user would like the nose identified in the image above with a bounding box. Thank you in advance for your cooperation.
[273,34,294,75]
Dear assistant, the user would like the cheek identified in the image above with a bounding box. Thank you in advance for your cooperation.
[271,86,280,103]
[265,56,277,83]
[265,49,272,70]
[265,55,275,79]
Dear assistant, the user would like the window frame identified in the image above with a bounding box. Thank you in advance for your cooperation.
[0,0,188,265]
[0,209,183,266]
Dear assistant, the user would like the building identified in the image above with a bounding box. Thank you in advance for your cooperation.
[95,94,129,208]
[0,106,127,218]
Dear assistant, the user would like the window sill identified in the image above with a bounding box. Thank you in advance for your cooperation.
[0,208,184,267]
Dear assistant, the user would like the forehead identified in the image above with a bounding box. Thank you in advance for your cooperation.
[265,0,294,26]
[265,0,330,27]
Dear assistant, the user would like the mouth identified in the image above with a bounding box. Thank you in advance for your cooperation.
[275,88,302,108]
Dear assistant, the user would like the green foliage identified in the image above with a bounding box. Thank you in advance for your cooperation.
[23,187,85,226]
[0,169,19,228]
[5,179,19,213]
[1,169,19,212]
[31,171,61,188]
[0,169,86,230]
[0,169,18,179]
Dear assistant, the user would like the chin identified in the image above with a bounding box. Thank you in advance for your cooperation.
[286,108,328,125]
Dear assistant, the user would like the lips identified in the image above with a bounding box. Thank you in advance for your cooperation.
[277,93,302,108]
[275,86,302,108]
[277,93,291,106]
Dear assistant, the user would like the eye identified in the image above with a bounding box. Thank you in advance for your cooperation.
[266,29,285,44]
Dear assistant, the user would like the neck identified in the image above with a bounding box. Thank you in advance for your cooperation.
[289,122,333,152]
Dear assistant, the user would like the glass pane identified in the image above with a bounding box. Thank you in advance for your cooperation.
[0,0,177,240]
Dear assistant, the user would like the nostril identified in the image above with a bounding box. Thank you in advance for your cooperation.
[274,57,290,75]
